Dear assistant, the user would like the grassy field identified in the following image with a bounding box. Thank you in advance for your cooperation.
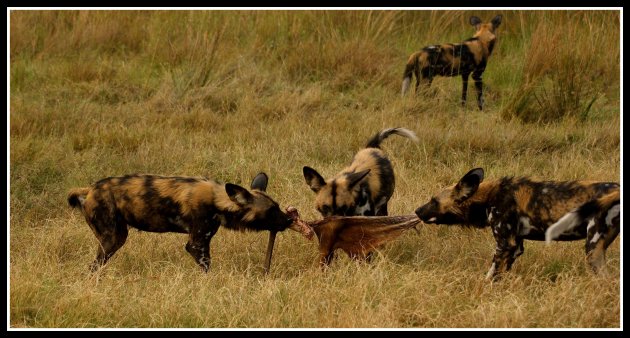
[9,10,620,328]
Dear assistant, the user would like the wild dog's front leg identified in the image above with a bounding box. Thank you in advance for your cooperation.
[186,224,218,272]
[472,70,484,110]
[486,220,523,281]
[375,203,388,216]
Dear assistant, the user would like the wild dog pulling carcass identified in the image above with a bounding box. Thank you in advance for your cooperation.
[279,206,420,268]
[69,172,303,274]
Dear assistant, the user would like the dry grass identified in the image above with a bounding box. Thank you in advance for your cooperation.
[500,12,619,122]
[9,10,620,328]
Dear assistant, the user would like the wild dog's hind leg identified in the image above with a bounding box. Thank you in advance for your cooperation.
[585,204,620,273]
[89,219,129,272]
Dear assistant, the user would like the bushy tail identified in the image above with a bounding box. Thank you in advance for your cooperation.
[545,190,620,244]
[68,187,90,209]
[401,52,419,96]
[365,127,419,149]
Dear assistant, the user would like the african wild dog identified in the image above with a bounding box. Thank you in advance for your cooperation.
[414,168,620,280]
[401,15,503,110]
[303,127,418,217]
[68,173,294,272]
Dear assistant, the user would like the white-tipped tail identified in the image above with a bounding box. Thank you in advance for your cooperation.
[366,127,419,148]
[401,77,411,96]
[545,211,579,245]
[386,127,419,143]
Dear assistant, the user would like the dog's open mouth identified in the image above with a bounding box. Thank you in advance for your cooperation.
[285,206,314,240]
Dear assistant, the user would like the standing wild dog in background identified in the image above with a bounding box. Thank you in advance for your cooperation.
[402,15,503,110]
[414,168,620,280]
[68,173,294,272]
[303,127,418,217]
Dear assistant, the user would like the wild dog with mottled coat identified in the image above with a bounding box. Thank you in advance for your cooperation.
[414,168,620,280]
[68,173,294,272]
[303,127,418,217]
[402,15,503,110]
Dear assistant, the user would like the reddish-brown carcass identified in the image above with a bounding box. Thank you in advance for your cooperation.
[285,206,420,267]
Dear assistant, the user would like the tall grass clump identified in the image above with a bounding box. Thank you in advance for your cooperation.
[500,11,619,123]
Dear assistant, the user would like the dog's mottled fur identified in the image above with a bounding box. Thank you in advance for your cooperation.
[415,168,620,280]
[68,173,293,272]
[402,15,502,110]
[303,127,418,217]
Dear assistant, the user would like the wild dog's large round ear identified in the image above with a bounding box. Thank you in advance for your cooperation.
[454,168,484,202]
[491,15,503,28]
[470,16,482,27]
[465,168,484,182]
[303,166,326,193]
[347,169,371,189]
[250,172,269,192]
[225,183,254,206]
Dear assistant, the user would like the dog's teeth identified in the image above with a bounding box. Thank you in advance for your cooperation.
[428,217,437,222]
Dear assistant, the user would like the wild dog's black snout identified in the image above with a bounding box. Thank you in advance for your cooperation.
[415,204,432,222]
[279,213,293,230]
[414,206,424,219]
[270,210,294,231]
